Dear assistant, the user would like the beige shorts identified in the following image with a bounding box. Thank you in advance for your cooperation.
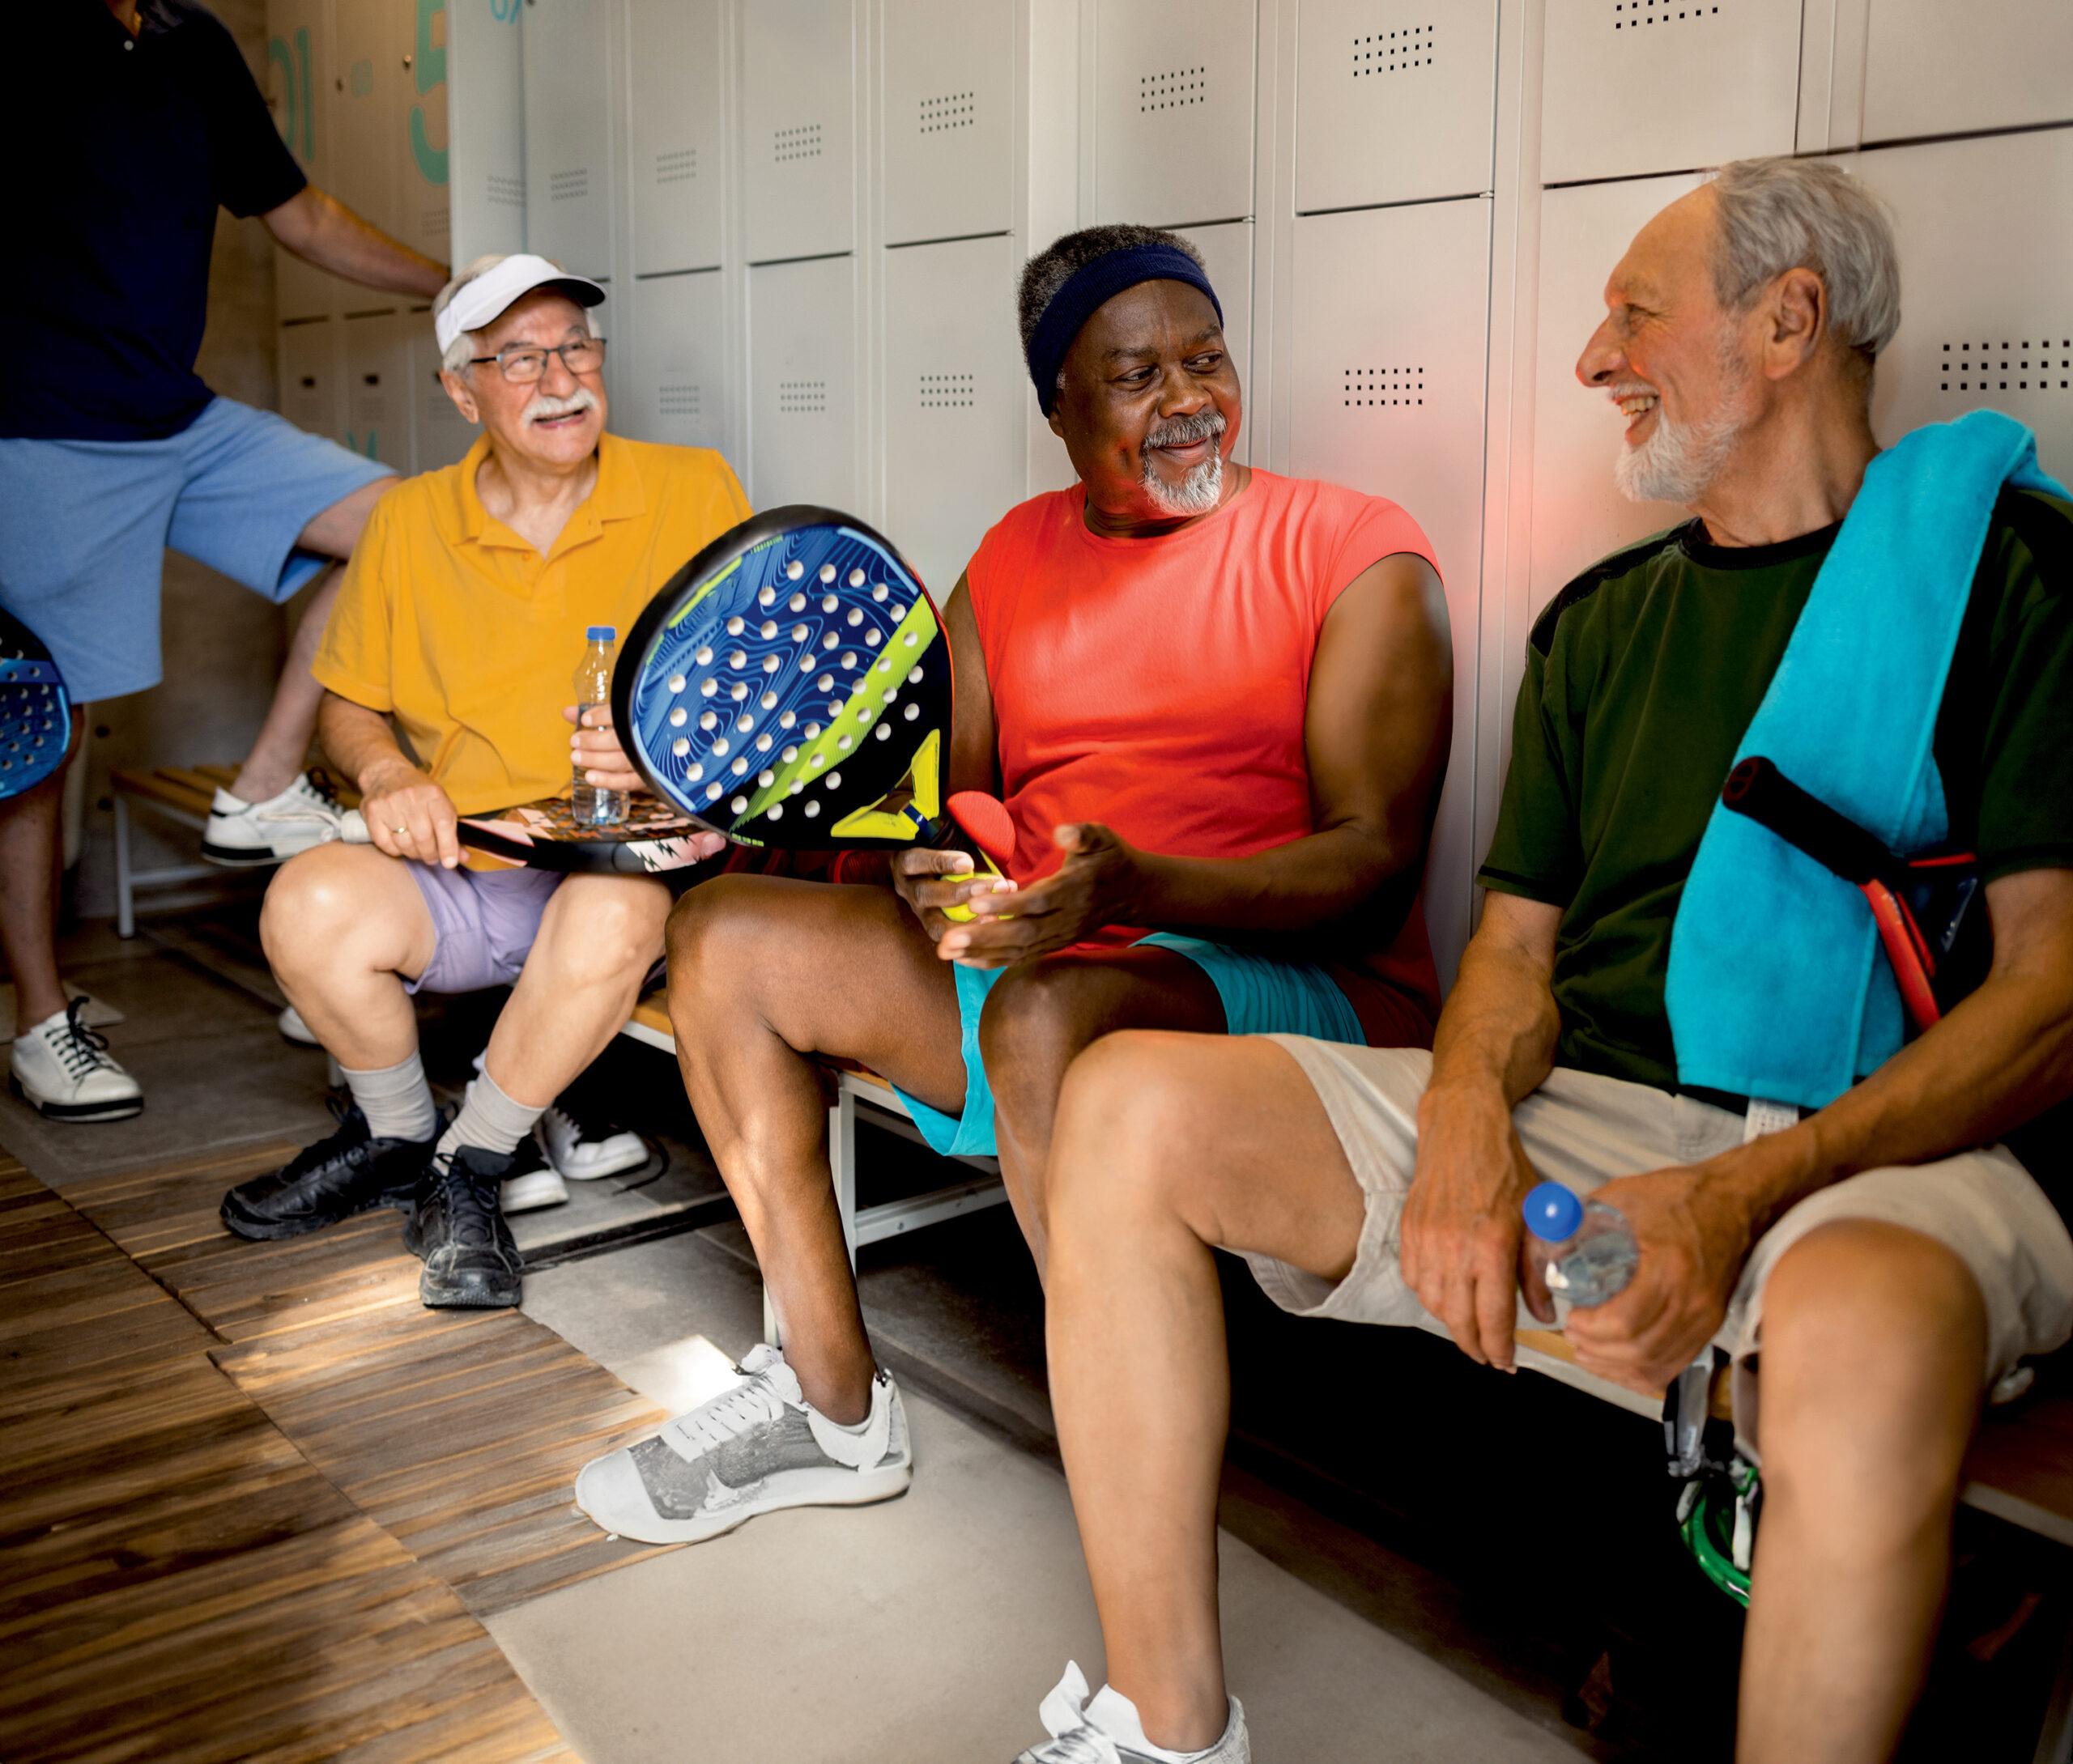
[1247,1039,2073,1441]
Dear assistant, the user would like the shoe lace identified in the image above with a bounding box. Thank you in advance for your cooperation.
[1026,1732,1118,1764]
[663,1371,792,1456]
[300,768,343,808]
[49,998,116,1079]
[548,1094,627,1145]
[425,1153,499,1248]
[281,1094,368,1177]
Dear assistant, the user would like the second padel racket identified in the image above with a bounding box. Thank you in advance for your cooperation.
[457,794,721,873]
[615,507,955,847]
[0,607,73,800]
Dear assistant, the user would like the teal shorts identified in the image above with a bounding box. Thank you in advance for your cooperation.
[892,933,1366,1159]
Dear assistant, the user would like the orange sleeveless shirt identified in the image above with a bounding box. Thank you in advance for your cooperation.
[964,468,1442,1046]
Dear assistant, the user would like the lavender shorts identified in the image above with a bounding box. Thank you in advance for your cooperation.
[403,864,563,995]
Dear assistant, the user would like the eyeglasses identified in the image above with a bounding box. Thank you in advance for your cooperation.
[467,336,607,384]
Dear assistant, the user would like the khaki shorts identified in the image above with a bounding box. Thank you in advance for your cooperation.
[1247,1040,2073,1445]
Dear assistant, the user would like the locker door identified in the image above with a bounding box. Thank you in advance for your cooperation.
[1862,0,2073,143]
[445,0,526,263]
[628,270,730,450]
[1294,0,1498,212]
[747,256,858,510]
[1855,133,2073,483]
[332,0,399,239]
[1541,0,1801,185]
[742,0,856,265]
[395,0,451,268]
[628,0,724,274]
[522,0,616,278]
[883,236,1024,597]
[1170,222,1253,463]
[1527,173,1702,617]
[279,321,342,439]
[340,312,413,470]
[409,321,476,472]
[1093,0,1257,227]
[881,0,1014,248]
[1288,198,1491,976]
[267,0,333,321]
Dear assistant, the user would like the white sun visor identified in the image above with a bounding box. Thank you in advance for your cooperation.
[433,254,607,356]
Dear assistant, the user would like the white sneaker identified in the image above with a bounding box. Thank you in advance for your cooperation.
[499,1162,570,1213]
[10,1001,144,1122]
[574,1343,912,1544]
[202,771,357,867]
[538,1095,647,1180]
[1015,1665,1249,1764]
[277,1003,320,1045]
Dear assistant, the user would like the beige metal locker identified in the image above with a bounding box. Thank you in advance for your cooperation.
[628,0,726,275]
[522,0,617,279]
[331,0,400,238]
[1170,221,1253,465]
[266,0,335,322]
[407,316,477,472]
[1861,0,2073,144]
[394,0,452,269]
[1092,0,1257,227]
[880,0,1015,248]
[446,0,527,263]
[279,320,343,439]
[747,256,859,510]
[628,270,730,452]
[742,0,857,264]
[341,312,415,471]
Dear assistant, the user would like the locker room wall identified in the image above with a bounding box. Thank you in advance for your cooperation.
[263,0,2073,984]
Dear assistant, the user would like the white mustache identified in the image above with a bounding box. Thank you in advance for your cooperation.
[1605,381,1657,406]
[523,386,599,425]
[1146,409,1226,449]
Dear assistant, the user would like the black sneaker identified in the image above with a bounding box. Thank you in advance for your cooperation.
[405,1141,528,1308]
[219,1096,438,1240]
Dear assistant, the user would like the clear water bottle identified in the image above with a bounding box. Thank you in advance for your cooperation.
[572,624,626,827]
[1522,1181,1638,1321]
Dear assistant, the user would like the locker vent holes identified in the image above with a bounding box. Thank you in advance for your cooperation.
[1939,339,2073,394]
[919,372,974,410]
[1343,366,1424,408]
[778,380,829,414]
[548,168,590,204]
[1352,26,1434,74]
[659,385,703,417]
[919,91,975,134]
[1140,67,1207,113]
[1613,2,1722,26]
[488,172,525,210]
[656,148,698,185]
[773,124,824,164]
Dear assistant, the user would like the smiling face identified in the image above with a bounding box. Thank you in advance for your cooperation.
[1575,186,1759,506]
[440,288,609,473]
[1050,279,1243,525]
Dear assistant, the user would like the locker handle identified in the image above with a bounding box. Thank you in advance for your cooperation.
[300,376,317,389]
[363,374,381,385]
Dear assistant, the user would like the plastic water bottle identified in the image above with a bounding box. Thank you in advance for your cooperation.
[572,625,626,827]
[1522,1181,1638,1321]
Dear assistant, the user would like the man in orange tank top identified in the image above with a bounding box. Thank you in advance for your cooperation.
[572,229,1455,1620]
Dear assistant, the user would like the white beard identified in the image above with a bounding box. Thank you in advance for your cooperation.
[1143,448,1224,516]
[1614,401,1746,505]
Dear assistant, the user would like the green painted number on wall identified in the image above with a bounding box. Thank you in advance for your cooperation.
[267,27,315,164]
[409,0,449,187]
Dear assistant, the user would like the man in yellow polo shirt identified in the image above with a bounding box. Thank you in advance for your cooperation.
[219,254,741,1310]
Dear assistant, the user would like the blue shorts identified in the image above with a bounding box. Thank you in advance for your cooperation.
[893,933,1369,1159]
[0,397,393,702]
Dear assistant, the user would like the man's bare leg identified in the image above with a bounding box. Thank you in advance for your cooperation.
[665,873,969,1422]
[1045,1031,1368,1750]
[231,475,391,803]
[0,708,82,1035]
[481,873,671,1105]
[977,948,1225,1271]
[259,841,437,1067]
[1737,1220,1987,1764]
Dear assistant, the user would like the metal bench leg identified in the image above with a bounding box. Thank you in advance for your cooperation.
[114,795,134,939]
[2034,1605,2073,1764]
[832,1079,858,1269]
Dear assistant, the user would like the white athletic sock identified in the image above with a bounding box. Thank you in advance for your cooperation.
[340,1052,437,1143]
[1083,1685,1224,1764]
[436,1067,547,1161]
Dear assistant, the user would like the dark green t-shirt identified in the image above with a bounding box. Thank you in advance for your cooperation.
[1479,488,2073,1199]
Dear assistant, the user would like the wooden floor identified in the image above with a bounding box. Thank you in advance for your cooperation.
[0,1145,673,1762]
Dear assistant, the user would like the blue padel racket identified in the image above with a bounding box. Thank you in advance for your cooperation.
[0,607,73,800]
[614,507,957,848]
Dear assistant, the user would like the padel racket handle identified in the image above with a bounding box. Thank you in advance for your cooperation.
[939,851,1007,924]
[1721,757,1892,886]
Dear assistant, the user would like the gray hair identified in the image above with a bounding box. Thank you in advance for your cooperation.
[1706,157,1901,374]
[1017,224,1209,397]
[432,253,509,375]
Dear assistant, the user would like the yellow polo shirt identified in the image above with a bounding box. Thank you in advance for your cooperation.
[314,431,750,821]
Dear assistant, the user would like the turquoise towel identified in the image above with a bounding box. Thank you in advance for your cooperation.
[1665,411,2067,1107]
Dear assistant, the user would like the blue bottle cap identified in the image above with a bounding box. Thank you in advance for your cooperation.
[586,625,616,641]
[1522,1181,1583,1243]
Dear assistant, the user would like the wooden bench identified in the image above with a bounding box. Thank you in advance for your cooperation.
[109,763,245,937]
[621,991,1011,1344]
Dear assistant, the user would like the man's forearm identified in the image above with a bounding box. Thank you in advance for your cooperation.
[268,189,447,300]
[1424,922,1563,1112]
[319,695,415,792]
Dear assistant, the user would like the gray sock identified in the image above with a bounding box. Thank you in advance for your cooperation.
[341,1052,437,1143]
[436,1066,547,1161]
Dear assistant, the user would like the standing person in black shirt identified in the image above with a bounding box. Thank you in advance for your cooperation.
[1,0,449,1121]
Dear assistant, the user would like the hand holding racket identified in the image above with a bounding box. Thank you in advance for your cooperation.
[938,820,1143,969]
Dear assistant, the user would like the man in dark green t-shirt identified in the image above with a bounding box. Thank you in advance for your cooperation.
[998,159,2073,1764]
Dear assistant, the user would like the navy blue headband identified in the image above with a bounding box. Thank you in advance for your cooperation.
[1025,244,1223,417]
